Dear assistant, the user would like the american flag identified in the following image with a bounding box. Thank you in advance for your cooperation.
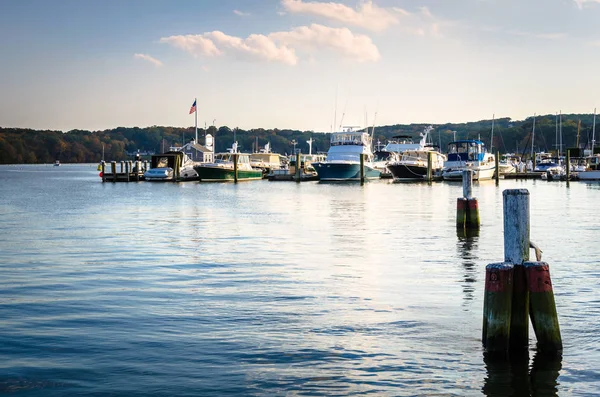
[189,99,197,114]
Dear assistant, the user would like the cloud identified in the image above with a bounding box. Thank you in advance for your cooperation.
[574,0,600,8]
[233,9,250,17]
[160,24,380,65]
[271,24,380,62]
[133,53,164,67]
[281,0,404,31]
[159,35,222,57]
[507,30,566,40]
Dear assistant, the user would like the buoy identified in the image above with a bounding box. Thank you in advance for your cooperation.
[99,172,103,177]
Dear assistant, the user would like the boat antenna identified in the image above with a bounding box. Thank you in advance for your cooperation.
[338,90,351,130]
[333,86,338,133]
[490,114,495,152]
[370,111,378,139]
[592,108,597,155]
[530,113,536,160]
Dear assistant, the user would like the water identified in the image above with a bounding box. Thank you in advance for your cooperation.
[0,164,598,396]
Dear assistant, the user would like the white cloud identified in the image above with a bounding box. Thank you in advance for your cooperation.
[270,24,380,62]
[161,32,298,65]
[159,35,222,57]
[281,0,403,31]
[160,24,380,65]
[233,9,250,17]
[133,53,163,67]
[574,0,600,8]
[206,31,299,65]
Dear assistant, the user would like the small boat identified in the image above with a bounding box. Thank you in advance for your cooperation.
[312,126,381,181]
[441,140,496,181]
[144,151,197,181]
[250,143,286,177]
[268,153,325,181]
[498,154,520,175]
[54,160,61,167]
[574,155,600,180]
[387,126,446,181]
[193,144,263,182]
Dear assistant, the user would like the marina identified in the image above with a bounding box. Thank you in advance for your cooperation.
[0,164,599,396]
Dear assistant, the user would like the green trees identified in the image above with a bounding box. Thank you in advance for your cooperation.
[0,113,597,164]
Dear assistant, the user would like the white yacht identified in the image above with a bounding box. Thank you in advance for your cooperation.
[441,140,496,181]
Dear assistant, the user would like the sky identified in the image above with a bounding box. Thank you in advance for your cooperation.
[1,0,600,133]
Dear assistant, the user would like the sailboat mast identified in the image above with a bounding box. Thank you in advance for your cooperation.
[490,114,495,153]
[195,97,198,144]
[531,113,536,160]
[592,108,597,155]
[555,112,558,158]
[559,111,563,163]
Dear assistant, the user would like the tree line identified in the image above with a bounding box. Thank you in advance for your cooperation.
[0,113,597,164]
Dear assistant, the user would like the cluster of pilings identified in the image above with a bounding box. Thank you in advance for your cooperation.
[482,189,562,356]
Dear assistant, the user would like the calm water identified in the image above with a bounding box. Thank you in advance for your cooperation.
[0,164,598,396]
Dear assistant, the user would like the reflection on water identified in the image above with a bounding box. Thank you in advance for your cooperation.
[483,352,562,397]
[457,229,479,304]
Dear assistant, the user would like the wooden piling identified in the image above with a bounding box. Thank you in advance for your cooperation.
[495,151,500,186]
[466,197,480,229]
[111,161,117,183]
[120,161,125,174]
[456,170,479,230]
[101,162,106,183]
[295,152,301,182]
[482,263,514,354]
[524,261,562,353]
[566,149,570,181]
[426,151,432,182]
[360,153,365,185]
[503,189,530,351]
[233,153,238,183]
[136,161,140,181]
[125,161,130,182]
[463,170,472,199]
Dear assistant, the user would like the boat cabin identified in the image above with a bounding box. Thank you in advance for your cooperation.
[214,152,251,165]
[447,140,487,162]
[150,151,185,170]
[330,130,369,147]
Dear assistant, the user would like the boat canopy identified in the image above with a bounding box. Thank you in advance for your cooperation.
[446,140,487,162]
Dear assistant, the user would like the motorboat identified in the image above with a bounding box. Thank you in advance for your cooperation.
[387,126,446,181]
[575,154,600,180]
[250,144,286,177]
[193,143,263,182]
[312,127,381,181]
[144,151,197,181]
[441,140,496,181]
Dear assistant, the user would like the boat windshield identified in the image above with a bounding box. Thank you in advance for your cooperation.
[330,133,366,146]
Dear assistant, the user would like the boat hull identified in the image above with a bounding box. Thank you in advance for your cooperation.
[193,165,263,181]
[388,163,434,181]
[442,166,496,181]
[313,162,381,181]
[577,170,600,180]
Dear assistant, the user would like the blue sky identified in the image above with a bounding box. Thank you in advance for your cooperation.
[1,0,600,132]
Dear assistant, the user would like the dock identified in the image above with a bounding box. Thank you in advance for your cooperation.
[101,161,147,182]
[501,172,544,180]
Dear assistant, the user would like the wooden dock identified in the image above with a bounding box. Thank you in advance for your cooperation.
[501,172,544,180]
[101,161,147,182]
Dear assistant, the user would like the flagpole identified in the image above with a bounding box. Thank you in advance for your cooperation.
[194,97,198,144]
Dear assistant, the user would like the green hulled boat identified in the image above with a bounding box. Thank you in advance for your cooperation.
[193,152,263,181]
